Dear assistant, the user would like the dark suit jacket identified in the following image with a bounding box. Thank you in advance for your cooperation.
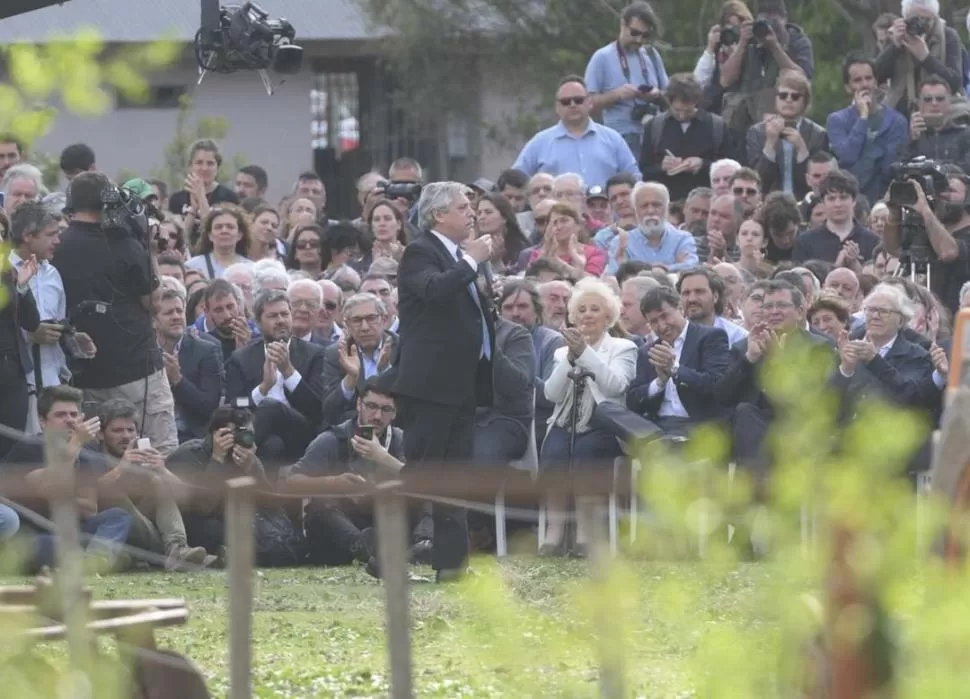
[832,333,936,410]
[225,337,325,426]
[394,230,496,406]
[172,332,225,440]
[320,331,398,428]
[627,323,731,424]
[715,328,836,412]
[745,118,829,201]
[481,320,535,425]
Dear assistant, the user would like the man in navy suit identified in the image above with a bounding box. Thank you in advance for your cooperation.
[394,181,496,582]
[627,286,731,437]
[155,285,224,443]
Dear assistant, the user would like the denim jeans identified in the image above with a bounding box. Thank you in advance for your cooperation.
[33,507,133,571]
[0,504,20,541]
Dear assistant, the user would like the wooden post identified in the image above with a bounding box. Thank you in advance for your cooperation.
[579,499,625,699]
[374,485,413,699]
[226,476,256,699]
[45,431,91,671]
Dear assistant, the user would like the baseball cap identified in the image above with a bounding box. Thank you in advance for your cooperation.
[466,178,495,194]
[586,185,608,201]
[122,178,158,201]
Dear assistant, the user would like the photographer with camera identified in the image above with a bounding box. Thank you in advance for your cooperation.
[693,2,753,112]
[716,0,813,137]
[882,164,970,315]
[875,0,963,118]
[902,76,970,174]
[585,1,668,155]
[51,172,179,455]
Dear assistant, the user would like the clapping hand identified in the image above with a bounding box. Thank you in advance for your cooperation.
[563,327,586,361]
[71,415,101,447]
[835,240,861,269]
[850,337,878,364]
[765,114,785,143]
[745,323,772,363]
[338,336,361,380]
[258,351,276,396]
[648,341,676,382]
[231,317,252,348]
[163,351,182,386]
[17,254,38,288]
[266,340,293,377]
[931,342,949,378]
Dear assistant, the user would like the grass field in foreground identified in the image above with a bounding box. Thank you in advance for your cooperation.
[13,559,778,698]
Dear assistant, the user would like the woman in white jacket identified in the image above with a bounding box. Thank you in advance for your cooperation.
[539,278,637,556]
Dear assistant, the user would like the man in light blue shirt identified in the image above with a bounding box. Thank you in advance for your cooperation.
[512,75,641,189]
[606,181,697,275]
[585,2,669,154]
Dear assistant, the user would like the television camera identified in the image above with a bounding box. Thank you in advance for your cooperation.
[886,157,950,283]
[194,1,303,95]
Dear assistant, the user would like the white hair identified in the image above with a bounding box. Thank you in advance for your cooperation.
[709,159,741,181]
[902,0,939,18]
[567,277,622,326]
[316,279,342,297]
[224,262,255,285]
[158,275,187,302]
[621,274,661,301]
[631,181,671,220]
[288,278,323,304]
[251,261,289,292]
[330,264,361,292]
[388,157,423,182]
[342,291,387,317]
[416,181,468,231]
[870,201,890,217]
[865,283,916,323]
[1,163,45,197]
[552,172,585,191]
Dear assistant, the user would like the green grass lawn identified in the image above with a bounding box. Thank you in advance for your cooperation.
[19,558,777,698]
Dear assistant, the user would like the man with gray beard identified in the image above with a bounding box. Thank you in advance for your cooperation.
[606,181,698,274]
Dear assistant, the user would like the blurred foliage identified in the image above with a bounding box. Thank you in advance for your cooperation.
[149,94,248,194]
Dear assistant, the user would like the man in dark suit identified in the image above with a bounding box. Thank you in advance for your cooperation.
[627,286,731,437]
[225,289,325,473]
[394,181,496,581]
[320,292,397,428]
[155,285,225,443]
[715,280,836,480]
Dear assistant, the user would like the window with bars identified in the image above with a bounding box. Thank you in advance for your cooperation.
[311,73,359,154]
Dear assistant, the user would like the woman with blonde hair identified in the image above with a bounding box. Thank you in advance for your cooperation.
[539,277,637,556]
[527,201,606,278]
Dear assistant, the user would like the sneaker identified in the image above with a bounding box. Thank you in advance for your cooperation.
[165,544,208,572]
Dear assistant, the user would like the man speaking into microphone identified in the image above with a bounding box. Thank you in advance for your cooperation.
[394,181,496,582]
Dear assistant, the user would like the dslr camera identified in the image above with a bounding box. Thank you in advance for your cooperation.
[377,180,422,202]
[631,85,660,122]
[904,15,931,36]
[719,24,740,47]
[752,19,771,41]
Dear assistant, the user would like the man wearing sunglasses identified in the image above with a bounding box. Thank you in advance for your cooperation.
[511,75,640,189]
[902,76,970,174]
[746,69,829,201]
[584,1,668,155]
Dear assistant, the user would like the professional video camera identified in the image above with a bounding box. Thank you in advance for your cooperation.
[887,157,950,272]
[377,180,423,202]
[194,1,303,94]
[100,182,156,247]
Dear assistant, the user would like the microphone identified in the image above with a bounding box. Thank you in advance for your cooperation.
[481,260,499,323]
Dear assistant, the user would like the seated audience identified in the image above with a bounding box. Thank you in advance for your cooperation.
[194,279,258,362]
[793,170,879,266]
[676,267,748,347]
[627,286,731,437]
[606,182,699,274]
[538,280,572,331]
[186,205,252,279]
[709,158,741,197]
[527,201,606,278]
[808,294,851,340]
[539,278,636,556]
[619,275,661,342]
[761,191,802,264]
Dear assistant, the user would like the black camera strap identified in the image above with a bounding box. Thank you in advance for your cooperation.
[615,41,651,85]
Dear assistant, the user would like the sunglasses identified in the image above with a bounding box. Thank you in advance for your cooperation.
[323,301,338,311]
[627,25,651,38]
[776,91,803,102]
[534,216,549,227]
[733,187,759,197]
[558,96,587,107]
[295,239,320,249]
[921,95,947,103]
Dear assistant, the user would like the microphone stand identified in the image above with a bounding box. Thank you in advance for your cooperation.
[566,362,595,548]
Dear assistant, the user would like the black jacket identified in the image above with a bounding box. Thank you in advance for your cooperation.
[320,331,398,429]
[172,332,225,440]
[627,322,732,424]
[479,319,535,426]
[745,118,829,201]
[225,338,325,426]
[393,231,496,406]
[832,333,937,410]
[639,111,731,201]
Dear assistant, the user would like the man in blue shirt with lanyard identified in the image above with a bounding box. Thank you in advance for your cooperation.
[585,1,669,155]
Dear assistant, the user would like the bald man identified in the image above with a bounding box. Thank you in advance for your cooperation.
[823,268,861,312]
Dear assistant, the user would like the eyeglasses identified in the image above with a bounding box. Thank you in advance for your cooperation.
[776,91,803,102]
[322,301,338,311]
[863,306,898,318]
[732,187,759,197]
[361,401,396,415]
[761,301,794,311]
[295,239,320,249]
[921,95,948,103]
[558,96,587,107]
[347,313,382,327]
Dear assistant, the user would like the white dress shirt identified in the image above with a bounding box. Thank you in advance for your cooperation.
[430,229,490,359]
[250,339,303,407]
[430,230,478,272]
[9,251,68,388]
[647,322,690,418]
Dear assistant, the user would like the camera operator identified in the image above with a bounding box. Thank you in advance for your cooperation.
[882,168,970,315]
[693,2,753,112]
[903,76,970,174]
[585,1,668,155]
[51,172,179,455]
[876,0,963,118]
[717,0,814,136]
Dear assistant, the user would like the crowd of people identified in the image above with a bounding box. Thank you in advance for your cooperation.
[0,0,965,577]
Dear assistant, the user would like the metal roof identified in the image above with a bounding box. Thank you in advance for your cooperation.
[0,0,378,44]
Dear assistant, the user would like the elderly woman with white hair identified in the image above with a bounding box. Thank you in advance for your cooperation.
[539,277,637,556]
[875,0,963,117]
[837,283,937,409]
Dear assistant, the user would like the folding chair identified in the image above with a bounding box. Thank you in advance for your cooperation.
[497,414,538,558]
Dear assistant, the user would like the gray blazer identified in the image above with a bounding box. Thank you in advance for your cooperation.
[745,117,828,201]
[533,325,565,414]
[482,319,536,425]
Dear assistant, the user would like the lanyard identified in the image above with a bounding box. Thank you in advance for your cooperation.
[615,41,650,84]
